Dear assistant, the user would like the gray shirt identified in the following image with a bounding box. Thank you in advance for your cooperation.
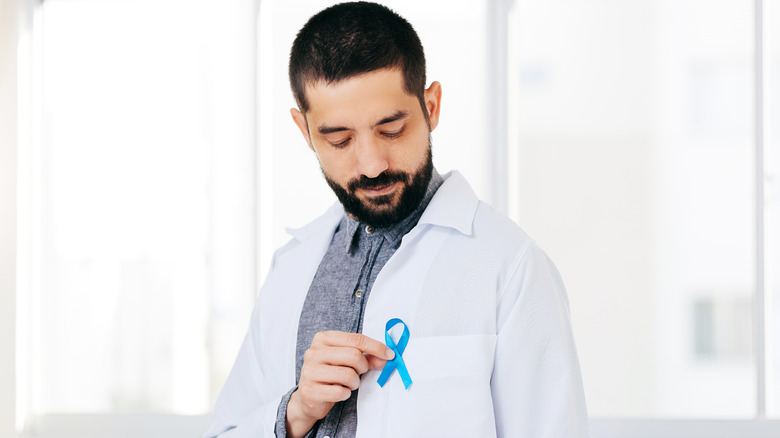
[274,170,444,438]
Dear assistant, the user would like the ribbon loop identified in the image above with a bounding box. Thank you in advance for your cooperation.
[376,318,413,389]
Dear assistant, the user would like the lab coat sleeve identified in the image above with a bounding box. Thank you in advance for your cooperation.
[202,304,283,438]
[491,243,590,438]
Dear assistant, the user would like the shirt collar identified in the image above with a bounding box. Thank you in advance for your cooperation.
[287,169,478,243]
[341,169,445,253]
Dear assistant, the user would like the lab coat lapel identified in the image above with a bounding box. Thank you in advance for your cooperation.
[355,171,480,436]
[361,171,479,337]
[258,203,343,394]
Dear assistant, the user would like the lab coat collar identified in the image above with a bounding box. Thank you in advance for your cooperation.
[285,202,344,242]
[416,170,477,236]
[286,170,478,242]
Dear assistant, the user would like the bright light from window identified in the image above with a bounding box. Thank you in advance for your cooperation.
[509,0,759,418]
[35,0,256,415]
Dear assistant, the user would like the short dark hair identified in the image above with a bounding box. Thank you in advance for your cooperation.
[289,1,427,114]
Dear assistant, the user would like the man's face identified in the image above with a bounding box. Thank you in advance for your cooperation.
[291,68,442,227]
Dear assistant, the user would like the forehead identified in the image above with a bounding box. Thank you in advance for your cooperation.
[303,69,419,128]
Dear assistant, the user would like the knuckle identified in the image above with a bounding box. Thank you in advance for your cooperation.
[350,350,368,372]
[297,381,313,398]
[349,374,361,390]
[352,333,367,350]
[299,368,313,385]
[303,347,317,363]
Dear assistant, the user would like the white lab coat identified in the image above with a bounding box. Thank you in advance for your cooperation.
[205,171,589,438]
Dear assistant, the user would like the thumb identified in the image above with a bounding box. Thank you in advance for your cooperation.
[366,354,390,370]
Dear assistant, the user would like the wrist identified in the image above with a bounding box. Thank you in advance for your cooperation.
[285,390,316,438]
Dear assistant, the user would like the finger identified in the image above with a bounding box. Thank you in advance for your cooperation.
[366,355,389,370]
[298,381,352,404]
[301,363,362,390]
[304,345,371,375]
[313,331,394,360]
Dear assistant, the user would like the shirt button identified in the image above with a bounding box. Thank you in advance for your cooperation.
[365,225,375,234]
[354,289,363,298]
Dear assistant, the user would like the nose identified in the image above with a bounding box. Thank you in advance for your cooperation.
[354,136,389,179]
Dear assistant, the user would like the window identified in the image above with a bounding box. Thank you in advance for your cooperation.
[15,0,257,435]
[507,0,780,433]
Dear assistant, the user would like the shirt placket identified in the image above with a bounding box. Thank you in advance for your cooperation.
[350,229,383,331]
[318,228,383,438]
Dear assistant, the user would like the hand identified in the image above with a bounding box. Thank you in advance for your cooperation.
[285,331,394,438]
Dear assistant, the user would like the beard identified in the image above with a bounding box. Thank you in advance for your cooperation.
[323,145,433,228]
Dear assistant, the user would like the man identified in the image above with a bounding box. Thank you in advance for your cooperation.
[205,2,588,437]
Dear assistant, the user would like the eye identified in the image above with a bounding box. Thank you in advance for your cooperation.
[328,137,351,148]
[381,128,403,139]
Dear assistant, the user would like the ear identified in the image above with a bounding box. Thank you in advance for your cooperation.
[290,108,315,151]
[423,81,442,131]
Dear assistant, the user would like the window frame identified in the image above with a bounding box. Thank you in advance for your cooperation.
[0,0,23,434]
[590,418,780,438]
[30,414,211,438]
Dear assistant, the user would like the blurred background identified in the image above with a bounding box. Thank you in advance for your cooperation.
[1,0,779,436]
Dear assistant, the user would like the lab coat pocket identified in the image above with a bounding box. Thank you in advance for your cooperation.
[385,334,497,437]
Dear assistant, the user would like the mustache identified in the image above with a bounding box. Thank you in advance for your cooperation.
[347,171,409,192]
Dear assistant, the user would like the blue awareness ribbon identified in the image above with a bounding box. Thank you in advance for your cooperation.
[376,318,413,389]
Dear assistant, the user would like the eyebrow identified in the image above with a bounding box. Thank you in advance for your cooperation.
[317,125,349,135]
[374,110,409,127]
[316,110,409,135]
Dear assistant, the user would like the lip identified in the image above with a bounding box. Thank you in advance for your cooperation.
[359,182,398,197]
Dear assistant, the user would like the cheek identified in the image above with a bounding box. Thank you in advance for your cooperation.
[395,136,430,169]
[316,149,353,181]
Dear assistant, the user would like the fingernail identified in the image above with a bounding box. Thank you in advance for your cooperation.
[386,349,395,359]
